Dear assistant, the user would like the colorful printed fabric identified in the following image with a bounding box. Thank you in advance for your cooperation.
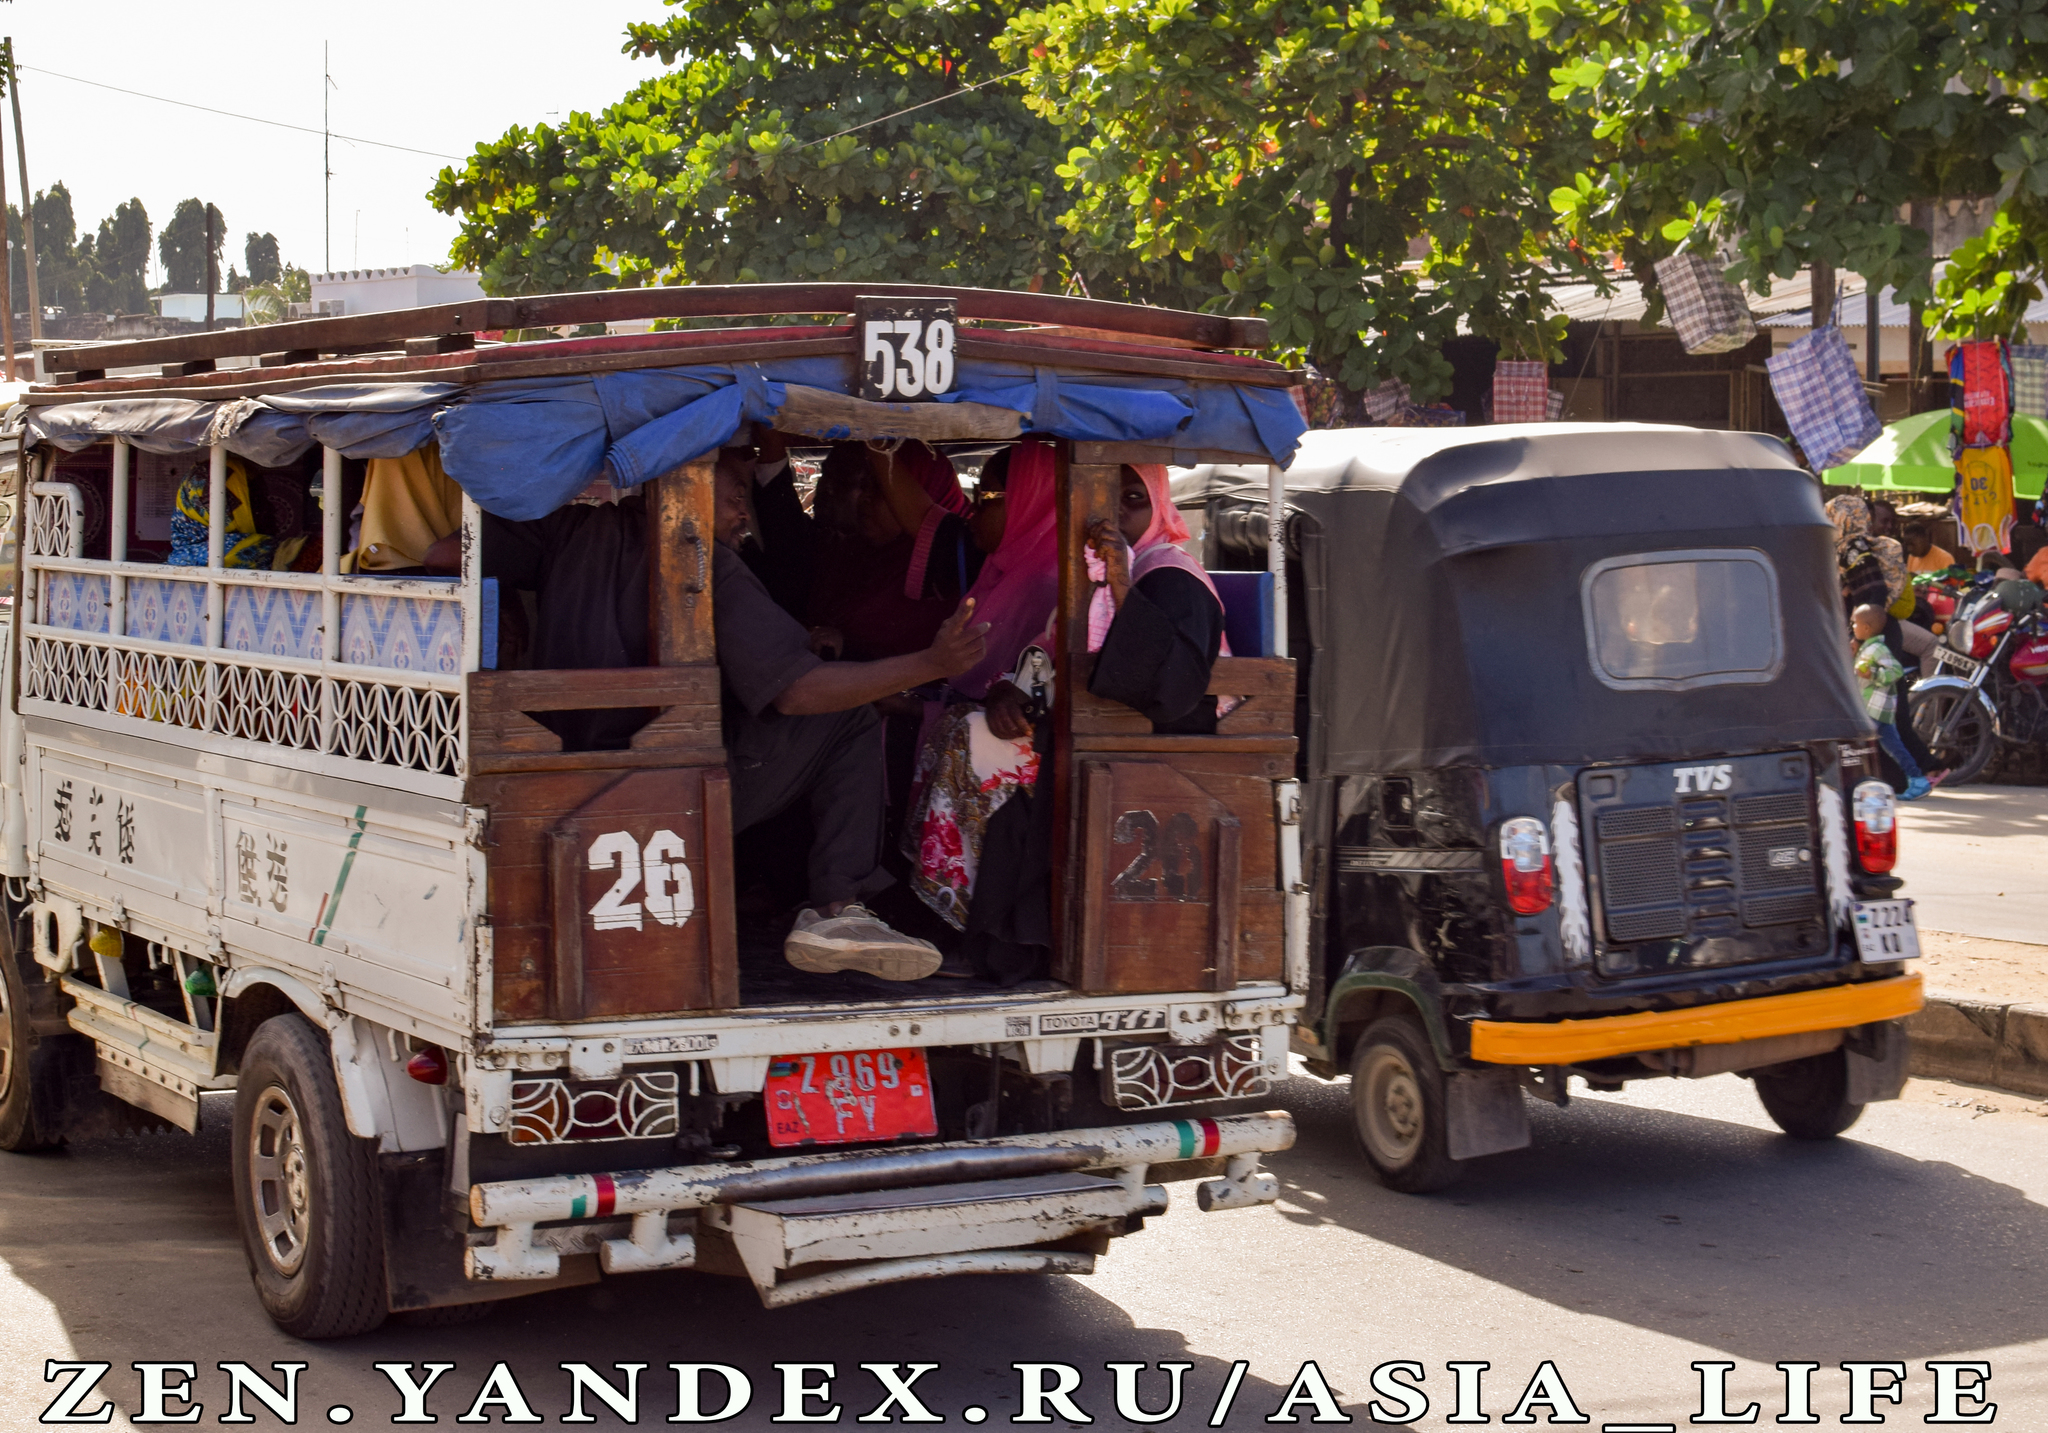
[1654,252,1758,355]
[904,704,1040,930]
[1951,340,2012,450]
[167,461,276,569]
[1955,445,2016,555]
[1766,326,1882,470]
[1855,634,1904,724]
[2010,344,2048,421]
[1492,360,1551,424]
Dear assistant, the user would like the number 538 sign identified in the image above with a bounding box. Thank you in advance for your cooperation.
[855,296,958,402]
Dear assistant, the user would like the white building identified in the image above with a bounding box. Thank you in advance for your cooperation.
[153,292,245,322]
[306,265,485,317]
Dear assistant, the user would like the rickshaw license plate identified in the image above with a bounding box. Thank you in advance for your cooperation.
[764,1048,938,1148]
[1852,900,1920,961]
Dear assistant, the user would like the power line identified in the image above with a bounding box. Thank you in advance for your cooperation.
[792,67,1030,150]
[18,64,464,161]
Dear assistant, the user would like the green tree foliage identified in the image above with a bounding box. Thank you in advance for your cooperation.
[84,198,151,314]
[241,263,311,326]
[245,231,281,286]
[430,0,1112,298]
[158,198,225,293]
[1005,0,1609,395]
[1547,0,2033,307]
[28,182,82,313]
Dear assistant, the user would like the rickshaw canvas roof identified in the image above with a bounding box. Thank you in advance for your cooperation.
[1180,425,1871,772]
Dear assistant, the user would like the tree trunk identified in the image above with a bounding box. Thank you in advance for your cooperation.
[1810,260,1835,330]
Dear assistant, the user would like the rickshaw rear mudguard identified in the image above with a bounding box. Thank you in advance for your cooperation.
[1316,947,1459,1069]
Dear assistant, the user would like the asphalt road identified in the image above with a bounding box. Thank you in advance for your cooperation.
[1,1071,2043,1430]
[1895,784,2048,943]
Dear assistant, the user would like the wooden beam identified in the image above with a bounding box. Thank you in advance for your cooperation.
[39,283,1268,377]
[649,457,718,666]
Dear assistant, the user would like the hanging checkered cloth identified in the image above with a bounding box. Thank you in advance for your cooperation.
[1766,325,1883,470]
[1363,378,1411,423]
[1492,360,1550,423]
[2011,344,2048,421]
[1654,253,1758,355]
[1546,388,1566,421]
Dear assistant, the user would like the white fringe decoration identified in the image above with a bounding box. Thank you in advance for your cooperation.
[1817,783,1854,931]
[1551,797,1591,965]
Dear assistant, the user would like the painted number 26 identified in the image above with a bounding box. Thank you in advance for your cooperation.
[864,318,956,398]
[588,829,694,933]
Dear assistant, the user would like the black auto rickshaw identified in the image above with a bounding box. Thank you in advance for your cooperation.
[1180,424,1926,1191]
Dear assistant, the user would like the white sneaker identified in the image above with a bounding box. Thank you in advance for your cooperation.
[784,904,943,981]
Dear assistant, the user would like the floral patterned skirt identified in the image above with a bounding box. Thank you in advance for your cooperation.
[903,705,1039,930]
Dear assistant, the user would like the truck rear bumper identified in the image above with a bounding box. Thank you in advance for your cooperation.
[466,1111,1294,1306]
[1466,973,1923,1065]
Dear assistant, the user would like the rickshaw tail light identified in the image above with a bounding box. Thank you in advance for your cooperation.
[1851,779,1897,873]
[1500,817,1555,915]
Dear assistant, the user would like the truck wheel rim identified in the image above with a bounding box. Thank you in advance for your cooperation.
[249,1084,312,1277]
[0,968,12,1101]
[1358,1046,1425,1165]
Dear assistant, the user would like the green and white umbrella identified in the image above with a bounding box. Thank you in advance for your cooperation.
[1823,409,2048,500]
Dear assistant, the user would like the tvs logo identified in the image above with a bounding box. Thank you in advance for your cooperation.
[1673,763,1733,794]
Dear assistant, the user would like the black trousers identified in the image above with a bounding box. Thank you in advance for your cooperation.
[727,703,892,909]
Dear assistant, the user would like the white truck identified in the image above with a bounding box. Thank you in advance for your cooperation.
[0,284,1305,1335]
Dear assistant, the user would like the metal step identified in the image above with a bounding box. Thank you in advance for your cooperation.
[702,1170,1166,1300]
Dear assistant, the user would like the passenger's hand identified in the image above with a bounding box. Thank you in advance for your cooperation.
[927,598,990,679]
[808,625,845,660]
[984,680,1033,741]
[1087,517,1133,608]
[422,533,462,574]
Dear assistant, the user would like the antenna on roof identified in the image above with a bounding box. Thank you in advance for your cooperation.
[324,43,338,274]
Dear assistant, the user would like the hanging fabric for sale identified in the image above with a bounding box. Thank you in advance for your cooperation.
[1653,252,1759,355]
[1951,339,2013,450]
[1766,317,1882,470]
[1491,360,1551,424]
[1956,445,2017,555]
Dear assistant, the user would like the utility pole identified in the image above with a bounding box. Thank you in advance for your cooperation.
[205,205,217,330]
[7,39,39,342]
[324,43,335,274]
[0,81,15,381]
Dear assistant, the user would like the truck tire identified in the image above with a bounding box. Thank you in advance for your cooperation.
[1349,1014,1464,1193]
[1754,1048,1864,1140]
[0,918,62,1153]
[232,1014,388,1338]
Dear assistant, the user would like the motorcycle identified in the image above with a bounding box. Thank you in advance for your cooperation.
[1906,578,2048,784]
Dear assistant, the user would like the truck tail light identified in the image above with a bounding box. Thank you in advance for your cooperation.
[1500,816,1555,915]
[406,1045,449,1085]
[1851,780,1897,873]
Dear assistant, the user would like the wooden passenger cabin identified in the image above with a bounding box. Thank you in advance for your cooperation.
[26,285,1303,1023]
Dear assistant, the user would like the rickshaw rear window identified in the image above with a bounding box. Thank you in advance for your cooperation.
[1581,549,1782,691]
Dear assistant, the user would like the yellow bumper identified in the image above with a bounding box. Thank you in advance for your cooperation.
[1467,974,1924,1066]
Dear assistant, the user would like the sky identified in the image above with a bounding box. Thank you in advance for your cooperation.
[11,0,671,288]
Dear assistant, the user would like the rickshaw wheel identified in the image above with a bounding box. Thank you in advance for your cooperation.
[1348,1015,1464,1193]
[1752,1048,1864,1140]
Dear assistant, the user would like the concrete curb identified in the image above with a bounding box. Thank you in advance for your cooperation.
[1908,994,2048,1098]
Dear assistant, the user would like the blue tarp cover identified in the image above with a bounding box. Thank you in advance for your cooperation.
[28,354,1305,520]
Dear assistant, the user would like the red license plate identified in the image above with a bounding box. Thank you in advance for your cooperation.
[764,1047,938,1148]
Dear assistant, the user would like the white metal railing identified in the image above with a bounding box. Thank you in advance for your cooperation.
[19,440,479,789]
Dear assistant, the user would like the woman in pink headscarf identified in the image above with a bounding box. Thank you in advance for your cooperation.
[1081,463,1231,733]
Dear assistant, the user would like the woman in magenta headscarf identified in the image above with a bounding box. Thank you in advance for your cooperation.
[900,442,1062,932]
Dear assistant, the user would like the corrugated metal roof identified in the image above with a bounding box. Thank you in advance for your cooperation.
[1759,278,2048,329]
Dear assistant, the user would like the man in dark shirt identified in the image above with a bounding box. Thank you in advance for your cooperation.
[712,450,989,978]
